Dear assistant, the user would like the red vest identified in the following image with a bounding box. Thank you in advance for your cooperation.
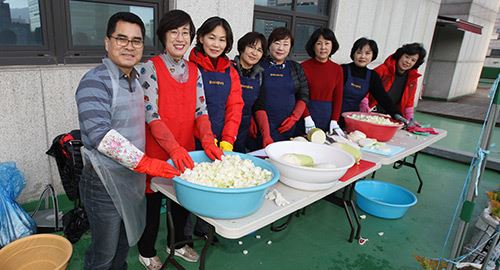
[145,56,198,192]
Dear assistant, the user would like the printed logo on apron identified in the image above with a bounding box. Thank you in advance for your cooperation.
[350,82,362,89]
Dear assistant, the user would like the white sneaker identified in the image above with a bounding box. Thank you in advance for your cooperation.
[138,255,163,270]
[166,244,200,263]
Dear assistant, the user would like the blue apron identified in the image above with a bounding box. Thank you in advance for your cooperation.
[263,62,296,141]
[234,74,261,153]
[199,67,231,140]
[342,66,371,113]
[309,100,332,132]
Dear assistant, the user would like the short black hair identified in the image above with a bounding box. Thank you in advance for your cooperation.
[392,42,427,70]
[305,27,339,58]
[237,32,267,57]
[195,16,234,55]
[157,10,195,49]
[106,12,145,39]
[268,27,294,48]
[350,37,378,61]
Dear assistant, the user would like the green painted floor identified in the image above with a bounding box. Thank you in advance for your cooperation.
[26,112,500,270]
[414,112,500,161]
[64,154,498,270]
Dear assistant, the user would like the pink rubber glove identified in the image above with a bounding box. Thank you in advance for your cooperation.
[359,97,370,113]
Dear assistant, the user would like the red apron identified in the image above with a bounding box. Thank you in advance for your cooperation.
[145,56,198,192]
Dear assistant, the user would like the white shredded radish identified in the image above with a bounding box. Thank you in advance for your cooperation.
[348,114,400,126]
[179,155,273,188]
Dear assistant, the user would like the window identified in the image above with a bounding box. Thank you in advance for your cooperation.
[0,0,54,65]
[0,0,43,46]
[0,0,168,65]
[253,0,331,60]
[490,49,500,57]
[69,1,155,47]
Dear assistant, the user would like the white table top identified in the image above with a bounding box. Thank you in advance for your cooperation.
[151,128,446,239]
[361,128,447,165]
[151,162,380,239]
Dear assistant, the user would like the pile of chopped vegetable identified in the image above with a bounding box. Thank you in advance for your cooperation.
[348,113,400,126]
[179,155,273,188]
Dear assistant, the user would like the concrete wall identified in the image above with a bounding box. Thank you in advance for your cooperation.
[1,0,442,203]
[0,0,255,203]
[425,0,500,99]
[486,12,500,57]
[424,26,464,99]
[0,65,93,202]
[332,0,441,103]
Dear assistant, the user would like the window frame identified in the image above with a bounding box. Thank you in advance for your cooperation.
[0,0,167,66]
[253,12,292,34]
[490,49,500,57]
[0,0,57,65]
[253,0,331,61]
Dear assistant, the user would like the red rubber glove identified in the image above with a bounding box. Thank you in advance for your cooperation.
[249,117,258,139]
[255,110,274,147]
[195,115,223,160]
[278,100,306,134]
[169,147,194,172]
[134,155,180,178]
[149,120,194,172]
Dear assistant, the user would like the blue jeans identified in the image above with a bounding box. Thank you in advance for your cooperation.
[79,164,129,270]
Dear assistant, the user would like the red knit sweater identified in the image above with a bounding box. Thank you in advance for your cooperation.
[301,58,344,121]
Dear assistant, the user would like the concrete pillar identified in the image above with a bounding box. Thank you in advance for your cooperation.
[424,0,500,100]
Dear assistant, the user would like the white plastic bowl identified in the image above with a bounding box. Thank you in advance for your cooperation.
[265,141,355,184]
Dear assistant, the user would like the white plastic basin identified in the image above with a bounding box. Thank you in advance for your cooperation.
[265,141,355,184]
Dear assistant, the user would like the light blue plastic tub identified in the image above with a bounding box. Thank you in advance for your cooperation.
[171,151,279,219]
[354,180,417,219]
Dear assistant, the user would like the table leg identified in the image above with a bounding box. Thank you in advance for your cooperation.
[347,184,362,240]
[198,225,214,270]
[393,152,423,193]
[270,214,294,232]
[163,199,186,270]
[324,189,356,242]
[343,199,356,243]
[295,207,306,217]
[270,207,306,232]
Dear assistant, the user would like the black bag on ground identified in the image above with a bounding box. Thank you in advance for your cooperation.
[46,130,83,201]
[46,130,89,243]
[62,206,89,243]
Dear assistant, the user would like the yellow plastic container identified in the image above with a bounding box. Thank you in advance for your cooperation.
[0,234,72,270]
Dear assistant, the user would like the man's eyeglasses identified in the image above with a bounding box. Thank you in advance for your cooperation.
[110,36,144,48]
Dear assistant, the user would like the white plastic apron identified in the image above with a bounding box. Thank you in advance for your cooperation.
[83,61,146,246]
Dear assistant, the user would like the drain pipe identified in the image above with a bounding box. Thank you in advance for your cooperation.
[447,76,499,270]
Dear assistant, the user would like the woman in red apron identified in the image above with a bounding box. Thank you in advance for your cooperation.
[253,27,309,143]
[232,32,268,152]
[137,10,223,268]
[300,27,343,135]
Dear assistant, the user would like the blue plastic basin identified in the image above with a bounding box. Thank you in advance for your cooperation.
[354,180,417,219]
[171,151,279,219]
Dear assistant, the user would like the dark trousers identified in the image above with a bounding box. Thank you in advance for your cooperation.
[137,192,190,257]
[79,164,129,270]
